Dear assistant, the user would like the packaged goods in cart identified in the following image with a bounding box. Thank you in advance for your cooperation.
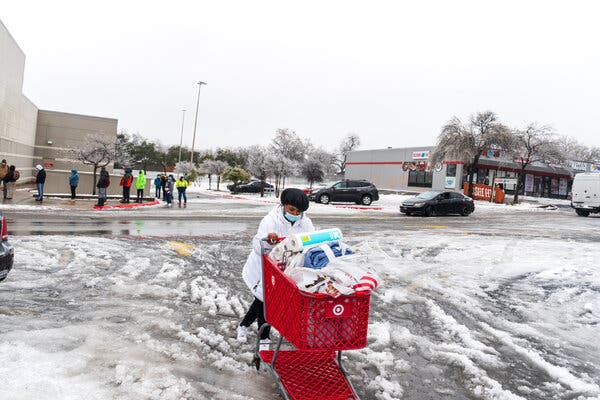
[270,228,382,297]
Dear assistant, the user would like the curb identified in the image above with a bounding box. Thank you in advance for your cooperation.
[93,199,161,210]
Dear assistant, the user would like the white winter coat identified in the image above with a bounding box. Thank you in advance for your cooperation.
[242,205,315,301]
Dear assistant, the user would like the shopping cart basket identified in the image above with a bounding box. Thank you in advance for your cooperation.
[253,238,371,400]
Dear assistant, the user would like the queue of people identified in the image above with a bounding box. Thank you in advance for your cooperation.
[0,160,192,209]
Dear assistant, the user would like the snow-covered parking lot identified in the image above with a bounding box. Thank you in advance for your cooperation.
[0,191,599,399]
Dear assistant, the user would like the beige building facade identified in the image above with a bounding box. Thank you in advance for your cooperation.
[0,19,135,196]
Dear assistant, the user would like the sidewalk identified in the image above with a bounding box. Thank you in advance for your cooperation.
[2,184,160,211]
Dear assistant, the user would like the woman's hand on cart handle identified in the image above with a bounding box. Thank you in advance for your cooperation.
[266,232,279,245]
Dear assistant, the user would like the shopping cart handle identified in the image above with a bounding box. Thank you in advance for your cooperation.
[260,236,285,255]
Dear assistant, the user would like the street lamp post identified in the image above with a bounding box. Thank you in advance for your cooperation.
[190,81,207,166]
[177,109,186,164]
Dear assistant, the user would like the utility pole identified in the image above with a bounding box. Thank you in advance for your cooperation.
[177,109,186,164]
[190,81,207,166]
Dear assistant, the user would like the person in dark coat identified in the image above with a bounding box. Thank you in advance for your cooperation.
[68,169,79,200]
[2,165,17,200]
[96,167,110,206]
[35,164,46,202]
[119,167,133,203]
[0,159,8,199]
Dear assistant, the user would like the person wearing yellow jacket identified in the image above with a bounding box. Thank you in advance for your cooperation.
[135,170,146,203]
[175,176,188,208]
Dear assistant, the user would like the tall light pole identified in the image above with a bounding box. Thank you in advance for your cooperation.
[177,109,186,164]
[190,81,207,166]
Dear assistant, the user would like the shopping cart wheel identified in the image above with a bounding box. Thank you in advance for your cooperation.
[253,353,261,370]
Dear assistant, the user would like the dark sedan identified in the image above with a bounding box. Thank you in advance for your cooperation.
[0,212,14,282]
[400,190,474,217]
[227,180,274,194]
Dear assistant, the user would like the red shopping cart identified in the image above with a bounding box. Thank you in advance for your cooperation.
[253,238,371,400]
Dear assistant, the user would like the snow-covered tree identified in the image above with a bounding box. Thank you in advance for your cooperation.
[430,111,512,198]
[510,124,563,203]
[301,158,325,189]
[246,145,272,197]
[175,161,194,177]
[269,128,305,163]
[201,160,227,190]
[557,136,600,163]
[267,153,295,197]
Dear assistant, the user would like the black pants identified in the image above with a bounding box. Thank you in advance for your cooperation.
[240,297,270,340]
[137,189,143,202]
[123,187,130,202]
[70,186,76,199]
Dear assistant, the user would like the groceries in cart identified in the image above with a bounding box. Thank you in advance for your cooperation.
[269,228,381,297]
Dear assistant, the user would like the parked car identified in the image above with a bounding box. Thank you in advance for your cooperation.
[571,173,600,217]
[0,212,14,282]
[227,180,274,193]
[400,190,474,217]
[308,180,379,205]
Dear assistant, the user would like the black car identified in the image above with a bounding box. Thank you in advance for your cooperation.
[400,190,474,217]
[227,180,274,193]
[308,180,379,205]
[0,212,14,282]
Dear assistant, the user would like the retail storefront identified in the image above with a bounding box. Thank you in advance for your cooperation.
[346,146,592,200]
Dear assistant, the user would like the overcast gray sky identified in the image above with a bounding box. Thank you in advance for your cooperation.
[2,0,599,152]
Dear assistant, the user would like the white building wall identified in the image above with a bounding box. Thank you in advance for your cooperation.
[0,20,38,180]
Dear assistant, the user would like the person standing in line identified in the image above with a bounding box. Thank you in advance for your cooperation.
[135,169,146,203]
[176,176,188,208]
[119,167,133,203]
[35,164,46,202]
[237,188,314,350]
[153,174,162,199]
[2,165,17,200]
[0,159,9,199]
[160,174,167,199]
[68,169,79,201]
[164,174,175,207]
[96,167,110,206]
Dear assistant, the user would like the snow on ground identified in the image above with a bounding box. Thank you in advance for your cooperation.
[1,226,599,399]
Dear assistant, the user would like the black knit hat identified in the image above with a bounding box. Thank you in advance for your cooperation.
[280,188,309,212]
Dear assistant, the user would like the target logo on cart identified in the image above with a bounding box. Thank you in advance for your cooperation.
[271,275,276,287]
[326,301,353,318]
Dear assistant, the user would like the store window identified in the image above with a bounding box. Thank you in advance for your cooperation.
[408,170,433,187]
[446,164,457,177]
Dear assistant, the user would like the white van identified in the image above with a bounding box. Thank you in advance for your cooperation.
[571,173,600,217]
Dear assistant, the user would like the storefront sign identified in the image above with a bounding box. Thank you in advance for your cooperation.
[411,151,430,160]
[463,183,505,203]
[569,161,589,171]
[495,178,517,185]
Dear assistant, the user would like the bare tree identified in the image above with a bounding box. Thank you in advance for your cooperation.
[267,153,295,196]
[430,111,512,198]
[269,129,305,162]
[510,124,563,203]
[334,133,361,176]
[71,133,116,195]
[212,160,228,190]
[557,136,600,163]
[246,145,272,197]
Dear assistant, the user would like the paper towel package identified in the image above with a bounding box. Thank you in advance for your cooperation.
[290,228,343,248]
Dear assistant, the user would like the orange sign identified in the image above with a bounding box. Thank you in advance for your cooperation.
[463,182,505,203]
